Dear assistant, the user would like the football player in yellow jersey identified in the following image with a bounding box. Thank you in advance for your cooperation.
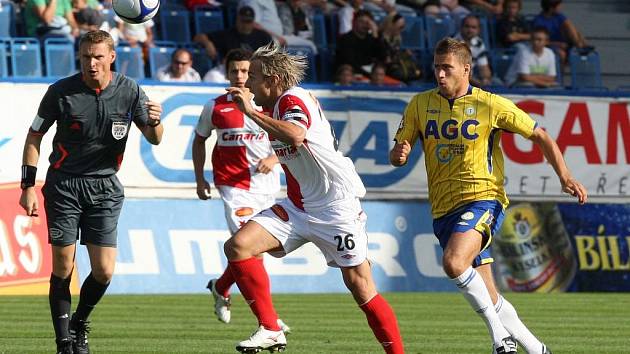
[390,38,587,354]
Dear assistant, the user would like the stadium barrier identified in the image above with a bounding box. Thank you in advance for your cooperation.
[0,81,628,294]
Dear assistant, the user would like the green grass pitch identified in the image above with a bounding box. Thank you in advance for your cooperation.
[1,292,628,353]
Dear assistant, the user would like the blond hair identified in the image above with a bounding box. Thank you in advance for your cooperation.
[251,42,307,91]
[434,37,472,66]
[79,30,115,51]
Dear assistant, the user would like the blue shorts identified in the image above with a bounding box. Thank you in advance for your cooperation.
[432,200,505,267]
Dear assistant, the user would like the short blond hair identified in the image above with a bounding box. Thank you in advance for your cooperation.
[79,30,115,51]
[251,42,307,91]
[434,37,472,66]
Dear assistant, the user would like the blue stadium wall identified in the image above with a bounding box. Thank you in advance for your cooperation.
[1,81,629,294]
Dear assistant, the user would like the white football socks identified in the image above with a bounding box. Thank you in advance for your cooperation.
[452,266,510,346]
[495,295,544,353]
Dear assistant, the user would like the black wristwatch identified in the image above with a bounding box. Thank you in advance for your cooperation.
[147,119,161,127]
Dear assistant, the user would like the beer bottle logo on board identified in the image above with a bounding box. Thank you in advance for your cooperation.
[513,212,532,240]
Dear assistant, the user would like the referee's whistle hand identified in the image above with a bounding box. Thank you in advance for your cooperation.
[19,188,39,217]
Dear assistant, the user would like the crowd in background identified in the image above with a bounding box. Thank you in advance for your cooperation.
[3,0,597,88]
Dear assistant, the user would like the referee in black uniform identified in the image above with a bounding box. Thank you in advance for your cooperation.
[19,30,164,354]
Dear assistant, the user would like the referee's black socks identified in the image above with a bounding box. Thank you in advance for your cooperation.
[74,272,110,321]
[49,273,72,341]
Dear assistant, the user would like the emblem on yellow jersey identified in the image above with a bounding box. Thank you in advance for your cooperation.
[465,107,475,116]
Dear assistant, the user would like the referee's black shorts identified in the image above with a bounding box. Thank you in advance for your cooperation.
[43,171,124,247]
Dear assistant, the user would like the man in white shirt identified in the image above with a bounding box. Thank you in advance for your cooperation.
[505,27,559,88]
[156,48,201,82]
[454,14,492,86]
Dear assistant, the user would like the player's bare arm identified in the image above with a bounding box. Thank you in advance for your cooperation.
[389,140,411,167]
[192,133,211,200]
[226,87,306,146]
[529,126,587,204]
[256,154,279,174]
[140,100,163,144]
[19,132,44,216]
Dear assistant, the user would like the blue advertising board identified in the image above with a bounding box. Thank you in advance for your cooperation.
[74,199,630,294]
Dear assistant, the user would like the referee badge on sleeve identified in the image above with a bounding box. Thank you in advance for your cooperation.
[111,121,129,140]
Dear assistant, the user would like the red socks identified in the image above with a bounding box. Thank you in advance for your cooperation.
[360,294,404,354]
[229,257,280,331]
[214,265,235,298]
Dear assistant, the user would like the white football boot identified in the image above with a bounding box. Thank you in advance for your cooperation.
[236,325,287,353]
[207,279,231,324]
[493,336,518,354]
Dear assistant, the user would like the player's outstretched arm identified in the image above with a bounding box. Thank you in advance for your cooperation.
[19,132,44,216]
[389,140,411,167]
[529,127,587,204]
[140,101,164,145]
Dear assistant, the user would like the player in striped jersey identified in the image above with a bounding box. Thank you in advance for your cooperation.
[224,42,404,353]
[192,48,290,334]
[390,38,587,354]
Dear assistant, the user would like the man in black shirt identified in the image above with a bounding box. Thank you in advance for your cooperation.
[193,6,272,61]
[335,9,385,79]
[18,30,163,354]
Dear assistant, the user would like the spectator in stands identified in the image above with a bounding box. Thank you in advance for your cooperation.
[369,62,387,85]
[156,48,202,82]
[113,17,154,50]
[379,12,422,84]
[277,0,314,41]
[336,9,384,78]
[504,26,559,88]
[193,6,272,61]
[24,0,80,41]
[532,0,590,64]
[73,0,104,35]
[239,0,317,52]
[454,14,492,86]
[335,64,355,85]
[337,0,365,36]
[496,0,530,48]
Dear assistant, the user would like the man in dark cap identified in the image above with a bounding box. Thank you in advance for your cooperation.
[193,6,272,61]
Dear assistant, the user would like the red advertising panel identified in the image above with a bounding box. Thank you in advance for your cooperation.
[0,183,53,294]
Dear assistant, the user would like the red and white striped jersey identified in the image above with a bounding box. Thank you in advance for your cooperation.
[271,87,365,212]
[196,93,280,194]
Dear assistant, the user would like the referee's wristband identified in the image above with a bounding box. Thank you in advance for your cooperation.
[21,165,37,190]
[147,119,161,127]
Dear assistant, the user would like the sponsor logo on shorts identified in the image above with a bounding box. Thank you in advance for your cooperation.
[457,221,469,226]
[49,228,63,240]
[461,212,474,220]
[271,204,289,222]
[235,207,253,217]
[341,254,356,259]
[112,121,129,140]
